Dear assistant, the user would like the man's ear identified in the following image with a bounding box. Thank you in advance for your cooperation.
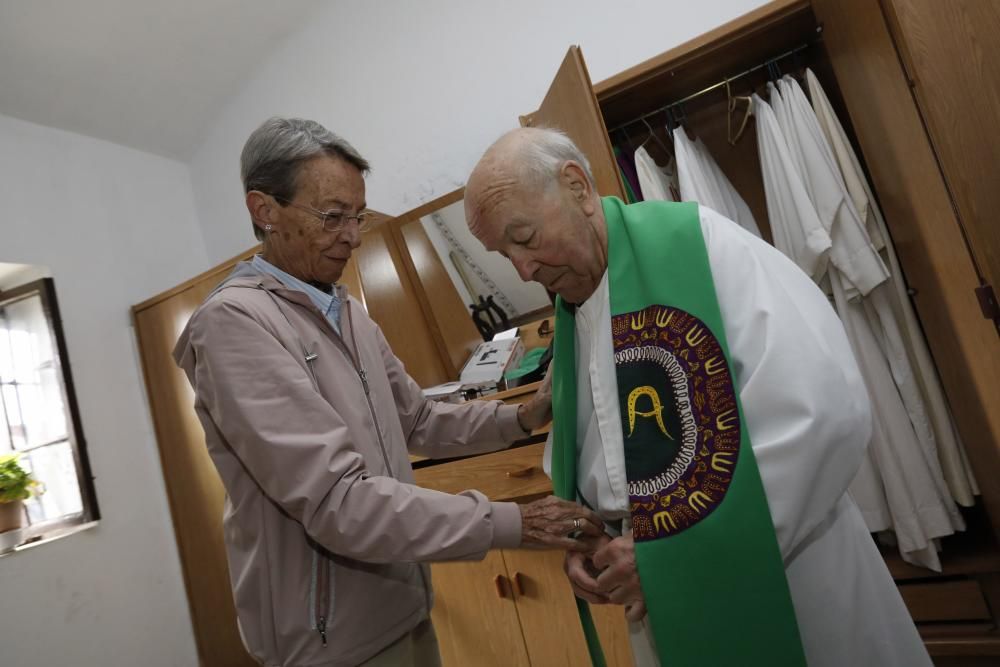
[560,161,596,215]
[247,191,278,234]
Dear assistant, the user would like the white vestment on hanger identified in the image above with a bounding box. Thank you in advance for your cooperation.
[805,68,978,508]
[763,76,964,570]
[633,145,678,203]
[672,126,761,237]
[752,94,831,281]
[544,206,930,667]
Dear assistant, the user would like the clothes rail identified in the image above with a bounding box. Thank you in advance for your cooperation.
[606,36,819,135]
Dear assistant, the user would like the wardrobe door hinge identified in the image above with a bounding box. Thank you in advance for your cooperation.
[974,283,999,323]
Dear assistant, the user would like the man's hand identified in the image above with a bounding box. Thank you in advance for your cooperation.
[519,496,605,551]
[516,366,553,433]
[564,534,611,604]
[624,600,647,623]
[593,535,645,619]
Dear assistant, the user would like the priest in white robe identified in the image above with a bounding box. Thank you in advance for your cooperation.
[464,126,930,667]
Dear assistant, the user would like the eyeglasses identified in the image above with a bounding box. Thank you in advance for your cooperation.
[272,196,374,233]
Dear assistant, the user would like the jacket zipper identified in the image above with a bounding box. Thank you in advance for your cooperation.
[343,304,429,611]
[312,549,331,647]
[344,305,395,478]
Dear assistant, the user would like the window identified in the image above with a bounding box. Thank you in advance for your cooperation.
[0,278,98,551]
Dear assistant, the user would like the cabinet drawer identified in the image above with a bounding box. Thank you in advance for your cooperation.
[484,383,551,438]
[488,381,541,406]
[414,443,552,502]
[898,580,992,623]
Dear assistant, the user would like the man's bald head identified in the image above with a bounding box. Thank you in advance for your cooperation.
[466,128,595,227]
[464,128,608,305]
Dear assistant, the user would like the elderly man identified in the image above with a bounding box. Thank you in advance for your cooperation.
[465,127,930,667]
[173,118,603,667]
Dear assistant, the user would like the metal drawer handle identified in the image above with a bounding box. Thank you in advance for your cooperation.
[507,465,536,479]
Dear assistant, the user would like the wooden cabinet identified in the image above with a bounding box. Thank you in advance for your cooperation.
[429,545,634,667]
[429,551,531,667]
[431,528,633,667]
[502,549,635,667]
[414,392,635,666]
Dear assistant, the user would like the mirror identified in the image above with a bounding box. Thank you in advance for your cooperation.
[389,188,556,383]
[401,195,553,329]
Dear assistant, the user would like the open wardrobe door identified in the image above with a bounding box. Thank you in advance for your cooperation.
[879,0,1000,307]
[520,46,626,200]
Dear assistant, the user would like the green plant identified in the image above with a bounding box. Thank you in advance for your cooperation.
[0,454,41,503]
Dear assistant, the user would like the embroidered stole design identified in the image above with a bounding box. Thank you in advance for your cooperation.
[552,198,806,666]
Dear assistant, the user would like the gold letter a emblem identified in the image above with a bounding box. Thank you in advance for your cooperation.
[627,386,674,440]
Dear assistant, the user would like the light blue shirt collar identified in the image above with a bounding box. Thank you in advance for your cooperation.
[251,255,342,334]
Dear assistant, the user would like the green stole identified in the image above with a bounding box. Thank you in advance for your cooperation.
[551,198,806,666]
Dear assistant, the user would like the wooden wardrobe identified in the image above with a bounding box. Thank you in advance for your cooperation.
[517,0,1000,661]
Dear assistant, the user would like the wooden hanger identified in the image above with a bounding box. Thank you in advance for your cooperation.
[726,78,753,146]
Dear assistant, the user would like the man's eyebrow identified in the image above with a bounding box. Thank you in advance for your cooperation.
[503,220,531,238]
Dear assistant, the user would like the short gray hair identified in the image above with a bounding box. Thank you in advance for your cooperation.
[515,127,595,192]
[240,117,370,240]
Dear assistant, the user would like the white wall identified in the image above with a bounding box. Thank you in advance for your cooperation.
[0,113,203,667]
[190,0,770,265]
[0,262,51,290]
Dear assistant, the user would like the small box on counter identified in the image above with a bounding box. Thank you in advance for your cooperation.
[421,381,464,403]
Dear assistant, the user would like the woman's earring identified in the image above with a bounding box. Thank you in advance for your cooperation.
[265,224,273,232]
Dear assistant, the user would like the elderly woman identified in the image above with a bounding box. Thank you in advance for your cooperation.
[174,117,602,667]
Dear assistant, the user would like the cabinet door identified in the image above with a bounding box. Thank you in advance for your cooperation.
[134,261,258,667]
[881,0,1000,303]
[393,201,483,376]
[429,552,531,667]
[811,0,1000,538]
[521,46,626,200]
[355,223,451,386]
[502,548,635,667]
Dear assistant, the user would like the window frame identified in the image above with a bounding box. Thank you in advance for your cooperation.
[0,277,99,549]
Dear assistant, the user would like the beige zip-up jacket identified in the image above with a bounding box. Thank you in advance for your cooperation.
[173,263,525,666]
